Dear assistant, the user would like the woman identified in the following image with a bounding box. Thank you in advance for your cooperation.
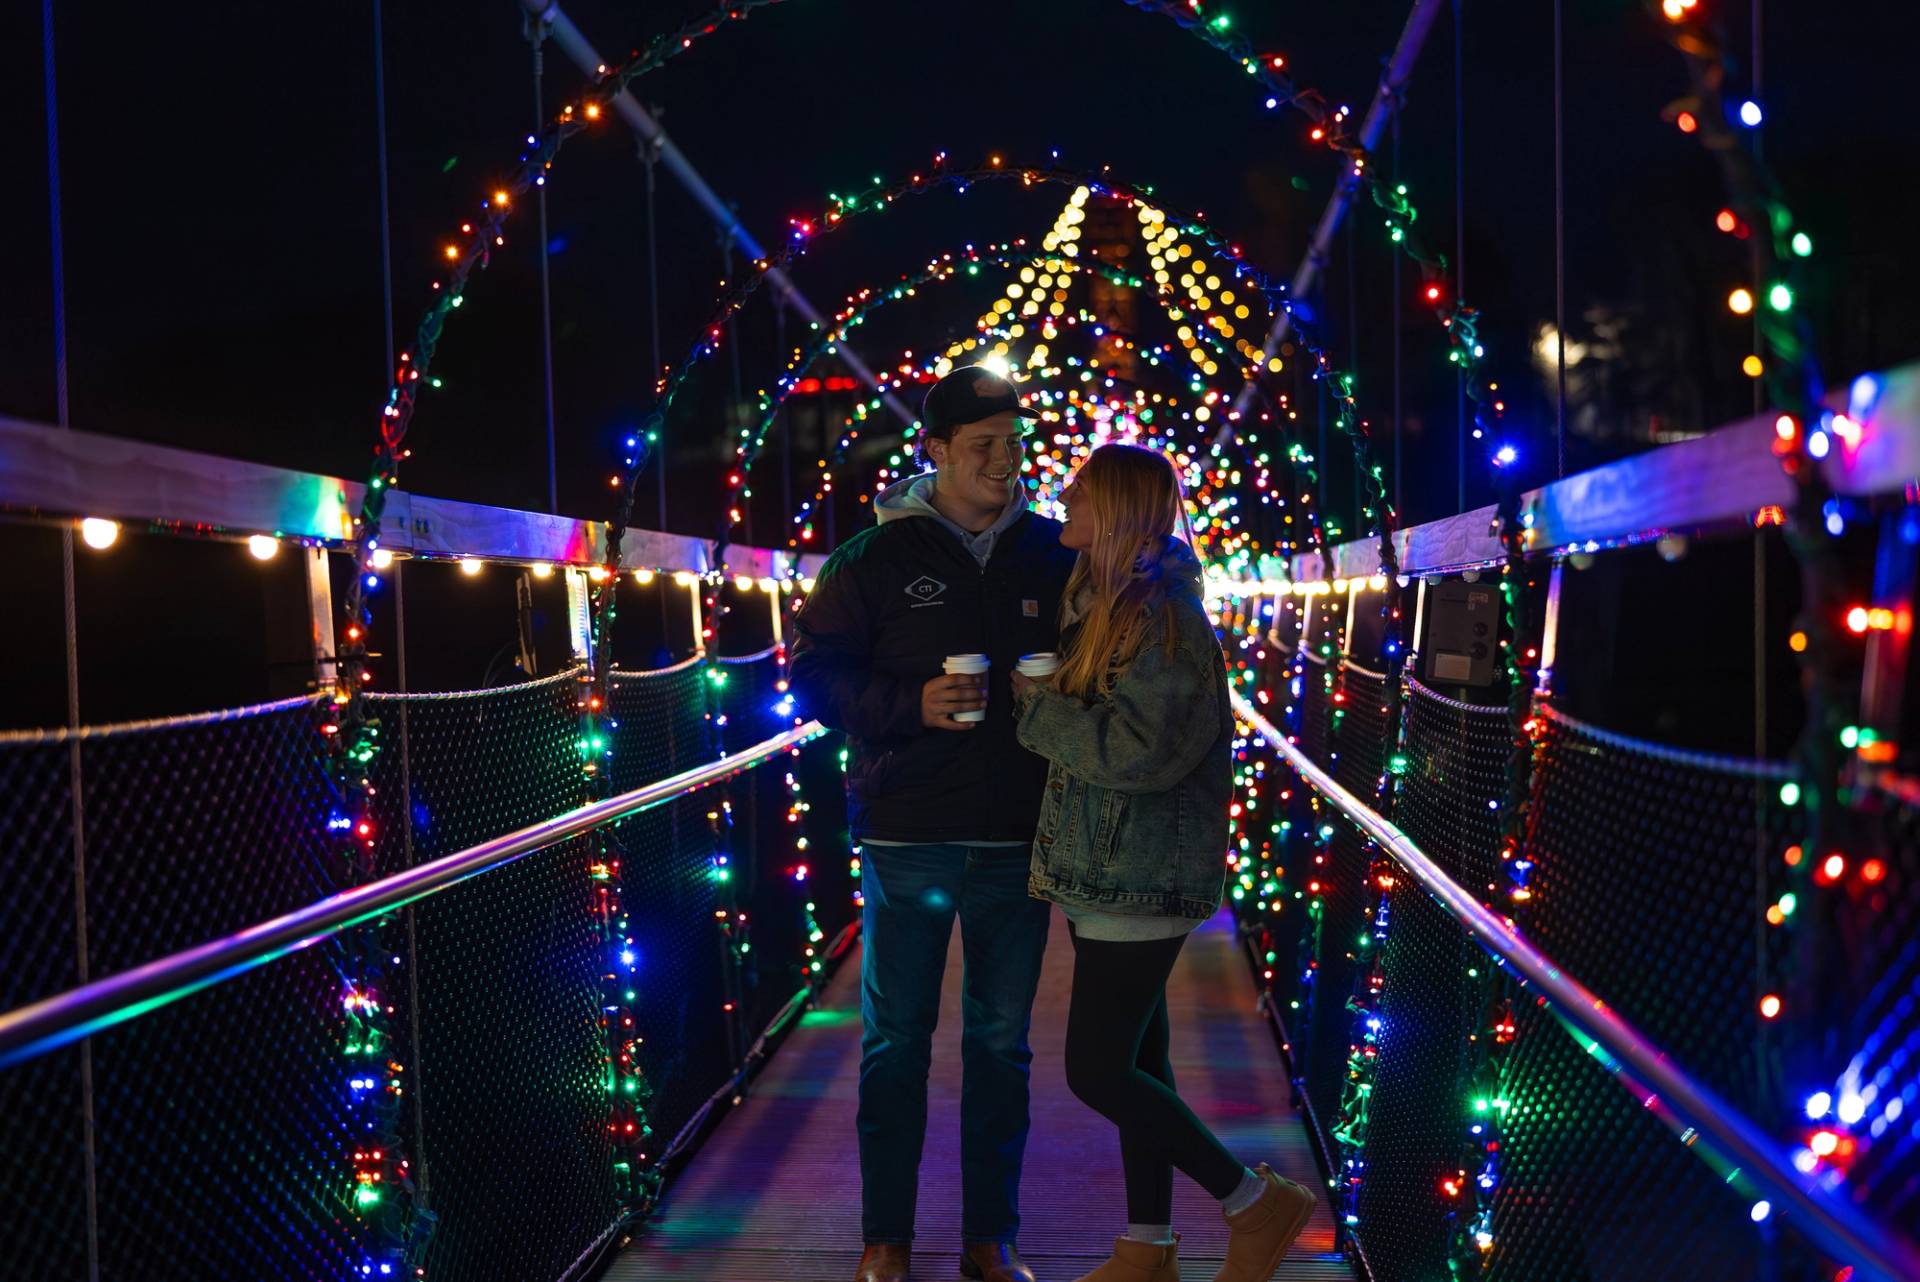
[1009,444,1314,1282]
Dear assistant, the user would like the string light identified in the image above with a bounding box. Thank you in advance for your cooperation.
[80,517,119,550]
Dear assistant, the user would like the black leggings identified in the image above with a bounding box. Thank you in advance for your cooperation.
[1064,929,1244,1223]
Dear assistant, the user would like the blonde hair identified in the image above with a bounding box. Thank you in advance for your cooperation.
[1054,444,1193,699]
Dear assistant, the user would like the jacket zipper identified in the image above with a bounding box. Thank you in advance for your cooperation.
[978,549,995,840]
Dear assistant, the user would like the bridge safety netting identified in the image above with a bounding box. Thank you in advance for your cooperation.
[0,651,841,1282]
[1230,570,1920,1282]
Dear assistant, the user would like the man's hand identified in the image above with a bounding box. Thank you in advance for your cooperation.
[921,673,986,730]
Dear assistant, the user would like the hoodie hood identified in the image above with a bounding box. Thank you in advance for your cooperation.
[874,473,1027,568]
[873,473,942,526]
[1150,534,1206,601]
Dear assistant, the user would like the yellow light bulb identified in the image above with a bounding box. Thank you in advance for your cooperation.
[1728,287,1755,315]
[460,558,484,577]
[247,535,280,561]
[80,517,119,550]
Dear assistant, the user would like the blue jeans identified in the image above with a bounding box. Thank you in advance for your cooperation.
[857,842,1051,1245]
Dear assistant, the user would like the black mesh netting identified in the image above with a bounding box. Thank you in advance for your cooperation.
[1333,665,1388,800]
[370,672,616,1282]
[606,662,735,1165]
[1351,881,1479,1280]
[1399,678,1511,899]
[1526,708,1795,1121]
[1,699,364,1282]
[1486,997,1768,1280]
[1248,638,1920,1277]
[1300,653,1331,770]
[717,651,827,1037]
[0,654,829,1282]
[1296,811,1371,1152]
[0,738,89,1281]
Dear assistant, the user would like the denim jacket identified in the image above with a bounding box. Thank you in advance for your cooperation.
[1016,542,1233,920]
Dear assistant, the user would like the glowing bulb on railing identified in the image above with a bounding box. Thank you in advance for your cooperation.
[248,535,280,561]
[80,517,119,550]
[460,558,483,576]
[530,562,554,579]
[370,548,395,571]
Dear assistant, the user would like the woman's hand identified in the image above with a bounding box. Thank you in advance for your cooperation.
[1010,670,1050,703]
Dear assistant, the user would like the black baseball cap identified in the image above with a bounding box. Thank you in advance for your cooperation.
[921,364,1040,438]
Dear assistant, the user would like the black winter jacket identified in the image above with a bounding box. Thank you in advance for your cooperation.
[789,508,1077,843]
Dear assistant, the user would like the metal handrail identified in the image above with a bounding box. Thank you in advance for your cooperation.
[1232,691,1920,1282]
[0,720,826,1070]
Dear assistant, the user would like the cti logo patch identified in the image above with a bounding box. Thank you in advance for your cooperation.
[904,575,948,607]
[1021,599,1039,617]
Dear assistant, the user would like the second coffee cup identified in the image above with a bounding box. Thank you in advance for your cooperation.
[1015,652,1060,679]
[943,653,989,723]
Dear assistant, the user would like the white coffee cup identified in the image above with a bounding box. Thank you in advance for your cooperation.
[1016,652,1060,679]
[943,653,989,723]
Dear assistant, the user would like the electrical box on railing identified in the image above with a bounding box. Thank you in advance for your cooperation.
[1422,580,1500,688]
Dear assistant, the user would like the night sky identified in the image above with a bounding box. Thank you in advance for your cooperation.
[2,0,1916,725]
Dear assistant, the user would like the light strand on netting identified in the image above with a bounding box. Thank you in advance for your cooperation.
[321,5,784,1252]
[1654,0,1850,1075]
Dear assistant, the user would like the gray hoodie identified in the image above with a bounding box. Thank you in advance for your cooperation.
[873,473,1028,568]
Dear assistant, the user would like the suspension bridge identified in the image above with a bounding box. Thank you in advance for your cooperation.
[4,2,1918,1281]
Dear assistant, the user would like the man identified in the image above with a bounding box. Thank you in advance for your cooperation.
[791,365,1077,1282]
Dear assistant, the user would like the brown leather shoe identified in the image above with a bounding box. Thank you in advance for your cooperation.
[856,1243,911,1282]
[961,1241,1038,1282]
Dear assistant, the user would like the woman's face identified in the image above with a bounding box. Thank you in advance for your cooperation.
[1058,476,1093,551]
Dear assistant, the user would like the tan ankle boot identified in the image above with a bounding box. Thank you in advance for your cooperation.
[1214,1166,1315,1282]
[1071,1232,1180,1282]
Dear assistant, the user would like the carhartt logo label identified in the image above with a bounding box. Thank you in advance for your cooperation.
[904,575,947,605]
[1022,599,1039,617]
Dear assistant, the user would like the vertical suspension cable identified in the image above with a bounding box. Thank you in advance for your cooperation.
[1554,0,1567,478]
[1750,0,1770,1124]
[1317,370,1330,541]
[1453,0,1466,513]
[777,298,792,535]
[1347,216,1361,532]
[1750,0,1764,417]
[1392,111,1403,516]
[531,25,558,513]
[373,0,395,375]
[43,5,98,1278]
[645,149,666,533]
[724,231,747,546]
[372,0,427,1204]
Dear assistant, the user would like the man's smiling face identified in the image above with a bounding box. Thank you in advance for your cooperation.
[931,411,1027,515]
